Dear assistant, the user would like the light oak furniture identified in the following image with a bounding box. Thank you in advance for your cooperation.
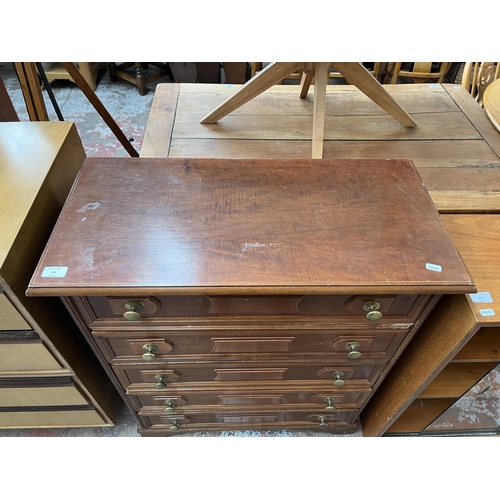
[28,157,474,436]
[42,62,101,91]
[389,63,451,84]
[484,78,500,133]
[142,82,500,214]
[361,215,500,436]
[461,62,499,106]
[0,122,121,429]
[199,62,416,159]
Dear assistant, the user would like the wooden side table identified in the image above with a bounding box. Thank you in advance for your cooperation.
[361,214,500,436]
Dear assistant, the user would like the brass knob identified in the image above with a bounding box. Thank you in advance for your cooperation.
[318,416,329,429]
[164,400,176,413]
[345,341,361,359]
[123,300,144,321]
[142,343,158,361]
[324,398,336,412]
[169,419,180,431]
[154,373,167,389]
[332,370,346,387]
[363,301,382,321]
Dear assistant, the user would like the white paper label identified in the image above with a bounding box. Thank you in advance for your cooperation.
[480,309,495,317]
[41,266,68,278]
[426,263,442,272]
[470,292,493,303]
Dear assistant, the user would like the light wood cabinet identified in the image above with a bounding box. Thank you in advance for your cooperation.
[27,157,475,435]
[361,215,500,436]
[0,122,121,429]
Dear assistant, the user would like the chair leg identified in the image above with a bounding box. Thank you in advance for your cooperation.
[134,63,147,96]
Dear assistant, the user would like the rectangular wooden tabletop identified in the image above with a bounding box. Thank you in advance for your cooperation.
[142,83,500,214]
[28,157,474,296]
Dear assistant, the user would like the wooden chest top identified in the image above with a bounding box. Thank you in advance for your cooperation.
[28,157,474,295]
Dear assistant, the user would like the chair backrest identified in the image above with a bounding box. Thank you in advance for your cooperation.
[390,62,451,84]
[461,62,500,107]
[483,78,500,133]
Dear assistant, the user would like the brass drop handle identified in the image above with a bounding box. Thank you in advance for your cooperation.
[169,419,180,431]
[332,370,346,387]
[324,398,336,412]
[363,301,382,321]
[164,399,176,413]
[142,343,158,361]
[154,373,167,389]
[123,300,144,321]
[345,342,361,359]
[318,416,329,429]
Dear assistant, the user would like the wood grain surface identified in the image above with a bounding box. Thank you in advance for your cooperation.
[28,157,474,296]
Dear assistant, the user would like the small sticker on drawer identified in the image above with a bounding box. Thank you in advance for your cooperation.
[480,309,495,317]
[470,292,493,303]
[426,263,442,272]
[41,266,68,278]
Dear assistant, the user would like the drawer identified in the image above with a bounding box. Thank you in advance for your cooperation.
[0,338,62,371]
[0,378,89,407]
[98,328,409,361]
[114,361,387,390]
[0,409,106,428]
[0,293,31,330]
[132,387,372,410]
[86,294,424,322]
[142,408,360,432]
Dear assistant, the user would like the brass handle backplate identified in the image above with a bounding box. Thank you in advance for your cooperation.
[363,301,382,321]
[123,300,144,321]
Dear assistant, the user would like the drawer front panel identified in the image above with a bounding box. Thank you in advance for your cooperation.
[135,388,372,409]
[144,409,359,427]
[100,329,408,360]
[0,385,88,407]
[0,340,62,371]
[0,409,106,428]
[86,294,423,321]
[0,293,31,330]
[115,362,386,388]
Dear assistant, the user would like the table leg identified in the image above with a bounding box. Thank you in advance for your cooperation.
[312,62,328,159]
[200,62,303,124]
[333,62,417,127]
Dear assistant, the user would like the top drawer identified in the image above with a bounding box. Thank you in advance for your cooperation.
[86,294,424,323]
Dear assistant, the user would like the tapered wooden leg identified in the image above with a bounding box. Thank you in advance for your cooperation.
[62,62,139,157]
[201,62,303,124]
[312,62,328,159]
[333,62,417,127]
[299,62,316,99]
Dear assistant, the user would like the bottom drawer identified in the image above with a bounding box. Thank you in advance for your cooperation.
[0,409,107,428]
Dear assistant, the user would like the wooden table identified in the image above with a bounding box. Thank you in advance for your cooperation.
[142,82,500,214]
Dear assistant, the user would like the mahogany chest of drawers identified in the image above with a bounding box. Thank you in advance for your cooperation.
[28,157,475,435]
